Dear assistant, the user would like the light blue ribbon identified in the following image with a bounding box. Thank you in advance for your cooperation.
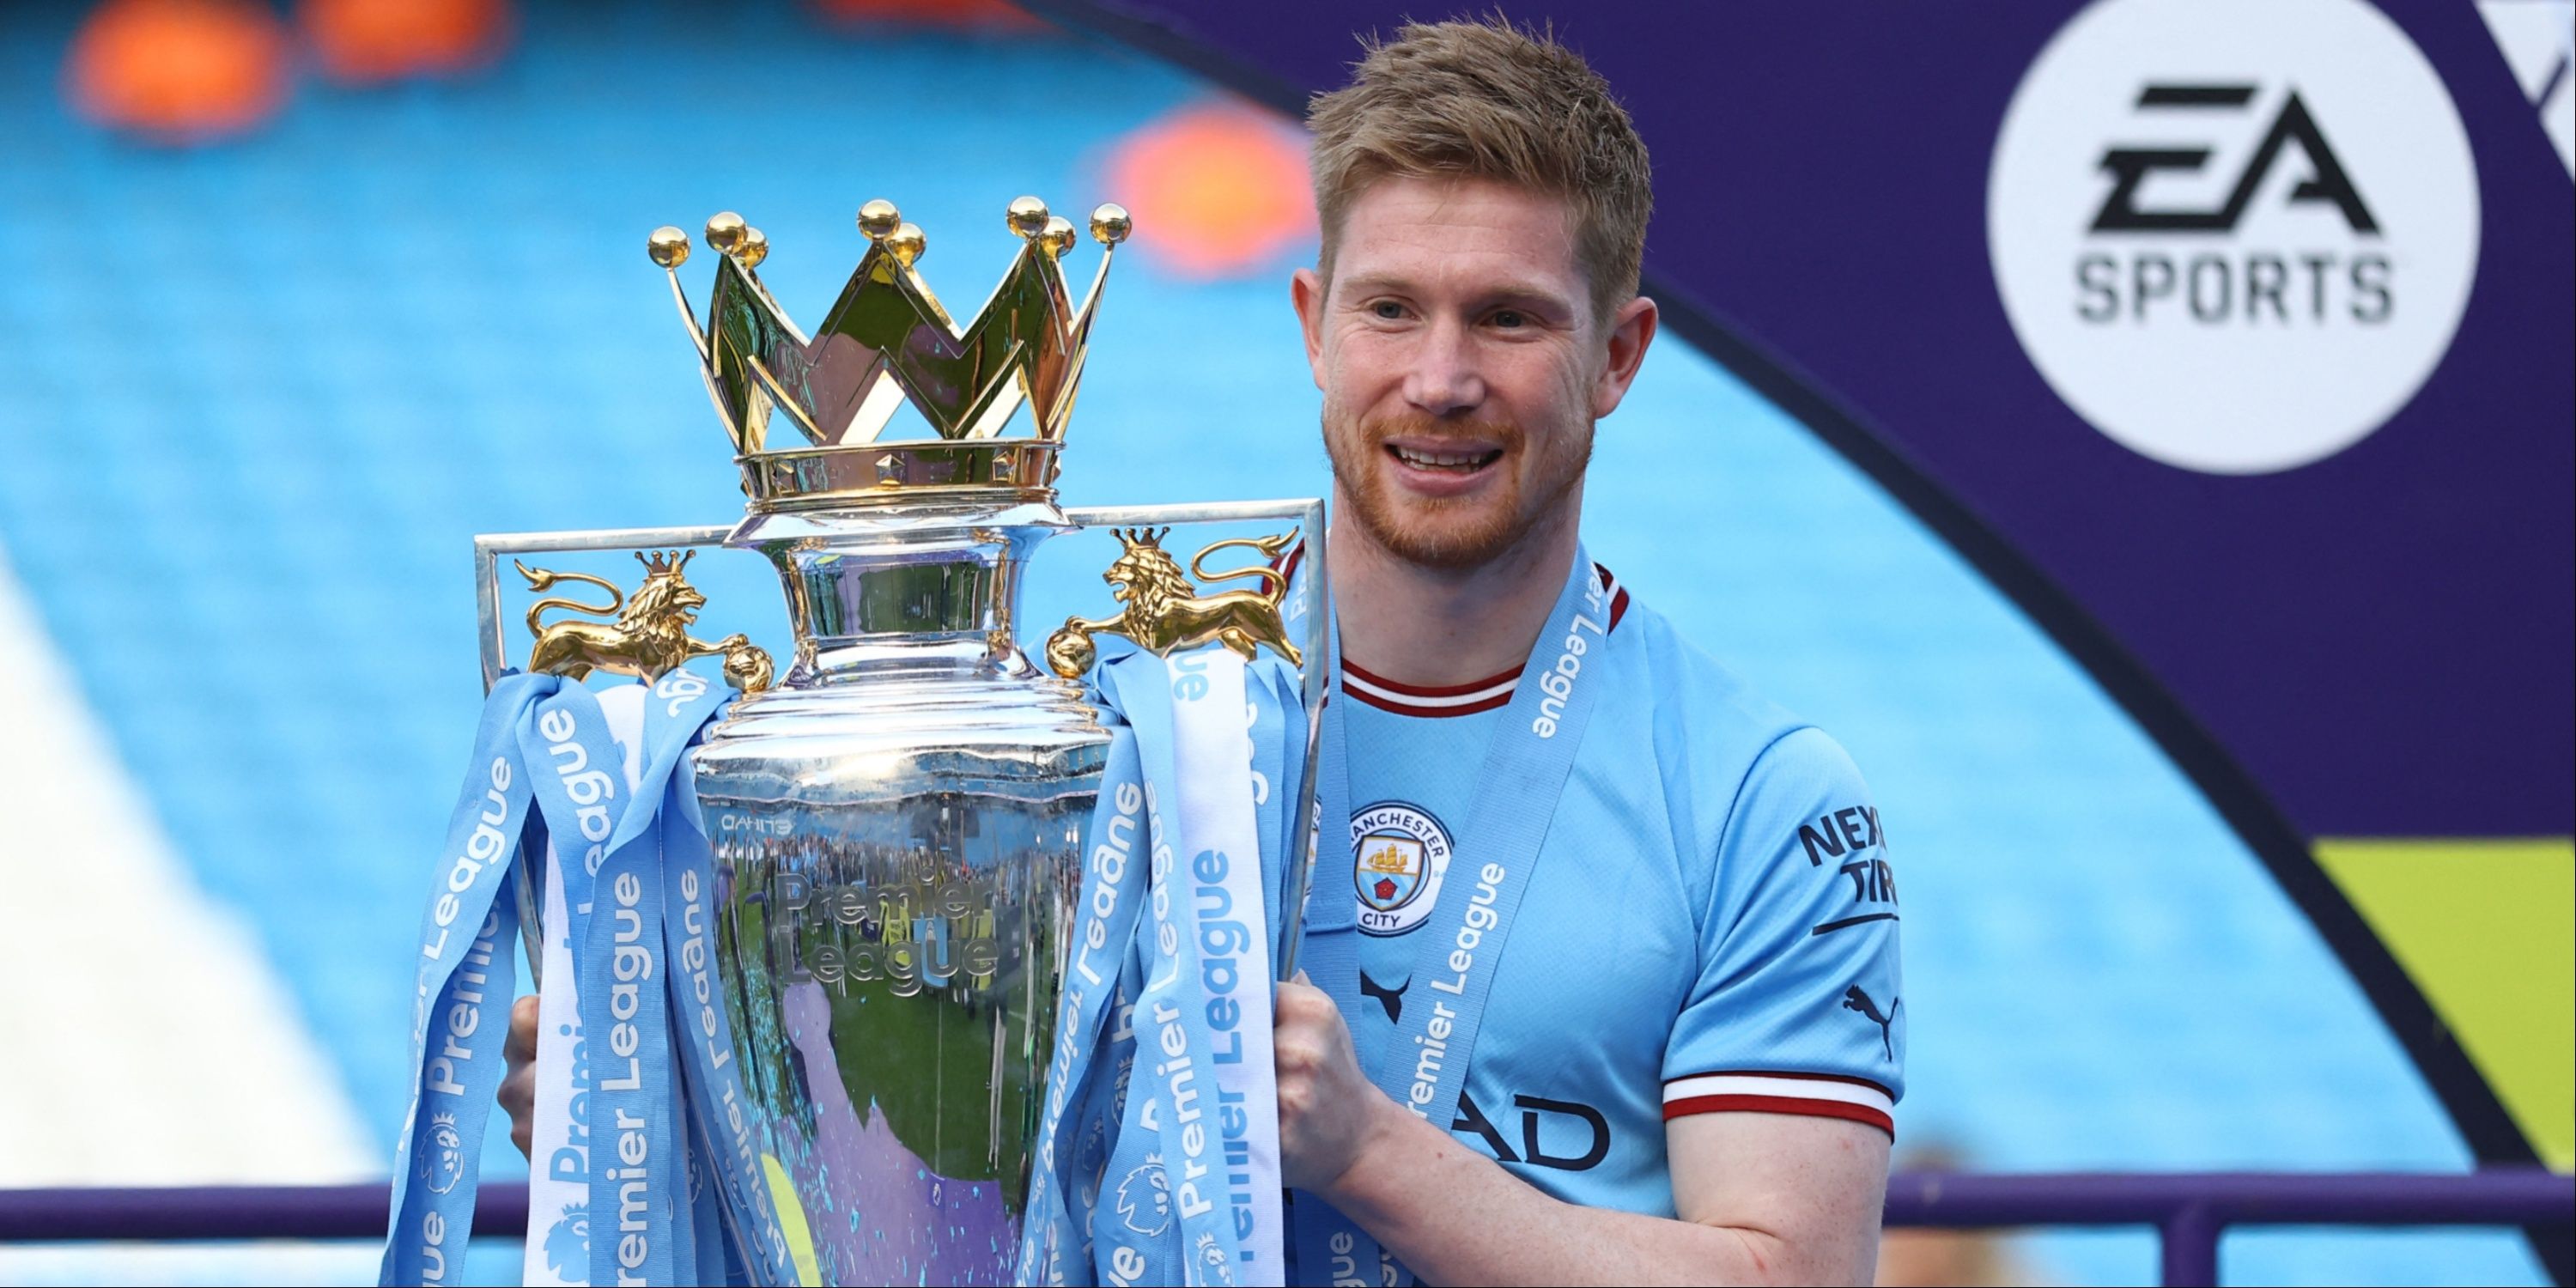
[1286,647,1380,1288]
[1095,658,1247,1285]
[1020,719,1148,1285]
[663,745,796,1285]
[1290,552,1615,1286]
[1254,663,1307,969]
[386,670,756,1287]
[382,672,549,1286]
[1019,649,1308,1287]
[579,670,727,1286]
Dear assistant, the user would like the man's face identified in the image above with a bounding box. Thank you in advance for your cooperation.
[1294,175,1654,571]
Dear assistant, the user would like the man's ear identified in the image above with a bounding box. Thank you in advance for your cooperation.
[1291,266,1329,392]
[1591,295,1659,420]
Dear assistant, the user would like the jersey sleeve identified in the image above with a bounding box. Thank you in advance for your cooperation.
[1662,726,1904,1136]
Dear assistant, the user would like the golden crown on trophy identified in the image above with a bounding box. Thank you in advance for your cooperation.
[645,196,1129,510]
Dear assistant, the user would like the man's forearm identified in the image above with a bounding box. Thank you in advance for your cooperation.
[1318,1094,1843,1287]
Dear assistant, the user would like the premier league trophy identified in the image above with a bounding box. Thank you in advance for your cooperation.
[399,197,1324,1287]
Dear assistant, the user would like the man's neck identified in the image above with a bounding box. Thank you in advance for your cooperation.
[1328,490,1583,687]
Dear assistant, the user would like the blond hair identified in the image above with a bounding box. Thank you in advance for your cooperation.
[1307,18,1652,317]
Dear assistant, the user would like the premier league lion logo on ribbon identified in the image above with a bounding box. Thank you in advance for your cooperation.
[545,1202,589,1277]
[419,1110,465,1196]
[1115,1155,1174,1238]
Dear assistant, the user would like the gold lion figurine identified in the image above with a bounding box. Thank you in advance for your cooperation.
[1044,527,1302,678]
[519,550,772,693]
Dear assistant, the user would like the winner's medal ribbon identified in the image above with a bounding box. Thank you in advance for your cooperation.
[1291,552,1614,1287]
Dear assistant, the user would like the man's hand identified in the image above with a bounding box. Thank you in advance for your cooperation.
[1273,972,1400,1193]
[499,994,539,1160]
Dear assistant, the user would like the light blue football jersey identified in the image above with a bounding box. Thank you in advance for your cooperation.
[1310,563,1905,1218]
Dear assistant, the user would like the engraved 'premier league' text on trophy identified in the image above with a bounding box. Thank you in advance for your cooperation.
[471,197,1325,1286]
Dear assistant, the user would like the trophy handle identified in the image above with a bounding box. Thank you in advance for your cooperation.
[474,524,738,694]
[473,525,736,987]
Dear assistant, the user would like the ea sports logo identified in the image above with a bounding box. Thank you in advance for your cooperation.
[1990,0,2479,474]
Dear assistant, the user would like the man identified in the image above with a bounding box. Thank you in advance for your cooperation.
[505,19,1901,1285]
[1261,21,1899,1285]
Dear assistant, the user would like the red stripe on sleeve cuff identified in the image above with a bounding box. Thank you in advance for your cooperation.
[1662,1093,1895,1138]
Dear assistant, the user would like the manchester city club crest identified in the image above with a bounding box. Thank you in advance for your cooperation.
[1351,802,1452,936]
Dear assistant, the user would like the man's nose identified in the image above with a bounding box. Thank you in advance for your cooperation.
[1402,317,1485,416]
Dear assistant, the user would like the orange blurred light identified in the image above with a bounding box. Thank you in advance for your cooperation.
[808,0,1045,32]
[65,0,292,143]
[300,0,512,84]
[1103,103,1315,279]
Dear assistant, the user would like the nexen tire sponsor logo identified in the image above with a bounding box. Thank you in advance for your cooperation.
[1990,0,2479,474]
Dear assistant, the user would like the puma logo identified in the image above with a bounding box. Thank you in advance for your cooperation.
[1359,971,1409,1024]
[1843,986,1899,1060]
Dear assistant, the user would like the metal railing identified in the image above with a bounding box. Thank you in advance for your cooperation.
[0,1170,2567,1287]
[1883,1169,2572,1285]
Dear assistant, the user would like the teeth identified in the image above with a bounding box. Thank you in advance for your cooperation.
[1394,446,1493,469]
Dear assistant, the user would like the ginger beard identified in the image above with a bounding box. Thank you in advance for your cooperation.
[1324,404,1594,571]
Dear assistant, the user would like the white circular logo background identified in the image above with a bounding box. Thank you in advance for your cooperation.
[1989,0,2480,474]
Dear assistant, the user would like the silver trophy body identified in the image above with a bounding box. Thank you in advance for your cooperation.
[695,497,1103,1285]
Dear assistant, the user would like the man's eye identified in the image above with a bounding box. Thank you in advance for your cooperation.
[1371,301,1405,320]
[1491,310,1526,329]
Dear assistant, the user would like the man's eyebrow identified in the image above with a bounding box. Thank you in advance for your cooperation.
[1477,283,1580,313]
[1334,271,1417,297]
[1336,272,1579,312]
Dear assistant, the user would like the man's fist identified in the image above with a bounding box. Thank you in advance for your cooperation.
[499,993,539,1160]
[1274,972,1398,1194]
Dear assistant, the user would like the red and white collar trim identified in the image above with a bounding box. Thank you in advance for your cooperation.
[1339,563,1631,718]
[1342,660,1522,716]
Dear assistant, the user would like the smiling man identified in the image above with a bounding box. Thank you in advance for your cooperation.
[1267,19,1905,1286]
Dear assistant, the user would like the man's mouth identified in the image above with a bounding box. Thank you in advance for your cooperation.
[1386,442,1504,475]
